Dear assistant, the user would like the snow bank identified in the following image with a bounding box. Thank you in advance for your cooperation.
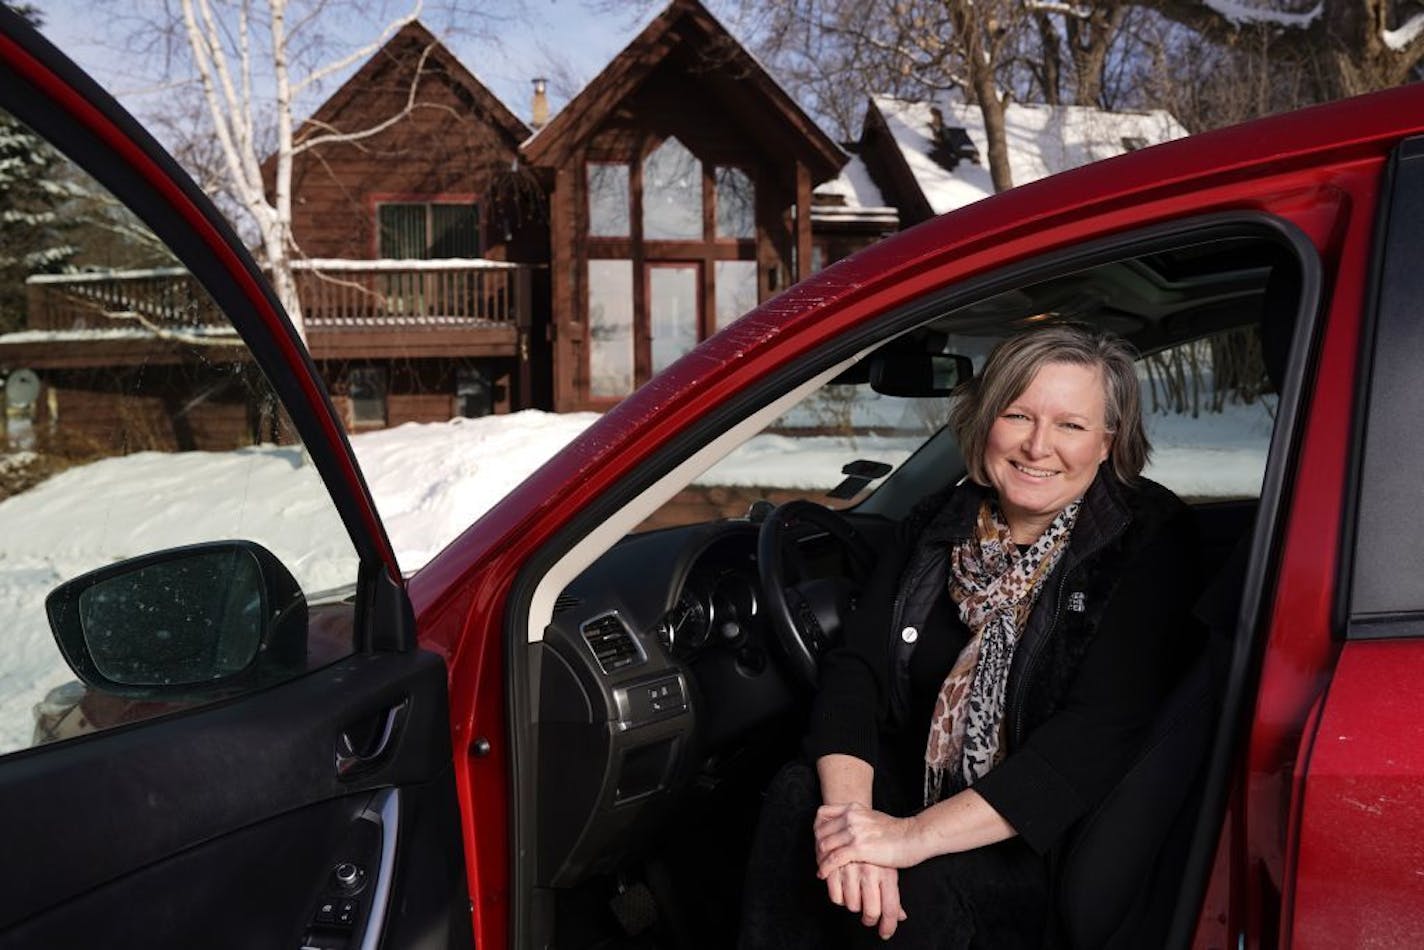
[352,410,600,569]
[1142,398,1275,498]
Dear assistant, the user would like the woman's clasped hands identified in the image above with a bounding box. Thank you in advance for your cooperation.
[814,803,928,939]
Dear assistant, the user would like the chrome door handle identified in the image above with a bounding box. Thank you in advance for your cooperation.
[336,699,408,777]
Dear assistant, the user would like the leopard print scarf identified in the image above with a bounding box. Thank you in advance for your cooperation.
[923,498,1080,806]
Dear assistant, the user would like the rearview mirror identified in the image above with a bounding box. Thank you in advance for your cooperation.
[868,352,971,397]
[45,541,307,698]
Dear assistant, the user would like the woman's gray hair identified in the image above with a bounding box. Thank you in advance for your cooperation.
[949,323,1150,484]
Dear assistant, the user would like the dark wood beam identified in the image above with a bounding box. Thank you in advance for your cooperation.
[795,162,813,283]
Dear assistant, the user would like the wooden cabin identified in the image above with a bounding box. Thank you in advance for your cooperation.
[1,0,906,450]
[278,18,547,424]
[519,0,847,410]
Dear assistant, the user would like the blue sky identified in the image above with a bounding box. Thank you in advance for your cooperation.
[30,1,725,131]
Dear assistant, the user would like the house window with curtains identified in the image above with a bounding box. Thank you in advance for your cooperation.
[584,137,759,401]
[377,201,481,259]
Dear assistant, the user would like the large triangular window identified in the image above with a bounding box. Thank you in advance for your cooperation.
[642,137,702,240]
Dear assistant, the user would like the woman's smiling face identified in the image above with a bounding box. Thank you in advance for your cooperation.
[983,361,1113,543]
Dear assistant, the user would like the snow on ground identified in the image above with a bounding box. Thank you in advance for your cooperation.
[1143,398,1276,498]
[0,399,1273,755]
[353,410,600,569]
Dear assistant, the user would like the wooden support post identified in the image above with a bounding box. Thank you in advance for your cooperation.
[795,162,813,284]
[551,166,578,411]
[515,265,533,409]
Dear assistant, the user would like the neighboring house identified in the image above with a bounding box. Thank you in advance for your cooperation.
[276,18,546,427]
[519,0,850,410]
[858,96,1190,225]
[0,0,1186,450]
[809,155,900,276]
[1,18,546,451]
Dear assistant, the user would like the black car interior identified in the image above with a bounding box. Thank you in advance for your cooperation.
[529,228,1309,949]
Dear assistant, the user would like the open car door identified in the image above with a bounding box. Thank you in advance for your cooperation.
[0,10,470,948]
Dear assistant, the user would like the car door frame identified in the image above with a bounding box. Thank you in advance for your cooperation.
[1280,133,1424,947]
[0,10,470,948]
[492,209,1329,947]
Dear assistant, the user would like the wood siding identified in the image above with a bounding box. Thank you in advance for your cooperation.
[284,33,546,268]
[30,366,266,455]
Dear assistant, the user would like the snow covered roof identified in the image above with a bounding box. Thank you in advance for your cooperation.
[871,96,1190,216]
[812,154,899,227]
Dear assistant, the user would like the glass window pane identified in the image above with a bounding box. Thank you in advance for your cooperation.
[0,104,359,757]
[650,265,700,375]
[642,137,702,240]
[348,367,387,425]
[1139,327,1274,502]
[429,203,480,258]
[587,164,630,238]
[715,167,755,239]
[714,260,757,331]
[378,203,426,259]
[588,259,635,398]
[455,366,492,417]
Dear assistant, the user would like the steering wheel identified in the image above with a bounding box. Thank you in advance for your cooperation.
[756,500,877,687]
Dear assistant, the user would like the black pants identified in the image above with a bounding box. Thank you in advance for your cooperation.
[739,761,1049,949]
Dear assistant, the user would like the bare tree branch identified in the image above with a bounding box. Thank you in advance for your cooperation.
[291,42,437,152]
[293,0,423,93]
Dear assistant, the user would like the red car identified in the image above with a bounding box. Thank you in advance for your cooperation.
[2,8,1420,949]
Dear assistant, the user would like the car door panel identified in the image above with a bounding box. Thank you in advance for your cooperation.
[0,650,470,948]
[0,12,470,947]
[1283,134,1424,948]
[1288,642,1424,948]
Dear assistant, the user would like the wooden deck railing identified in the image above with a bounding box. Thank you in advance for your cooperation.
[26,267,227,332]
[25,259,534,333]
[291,258,532,329]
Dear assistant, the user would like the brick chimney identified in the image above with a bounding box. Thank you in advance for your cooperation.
[531,78,549,130]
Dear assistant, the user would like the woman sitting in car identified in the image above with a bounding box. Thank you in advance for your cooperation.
[741,323,1201,948]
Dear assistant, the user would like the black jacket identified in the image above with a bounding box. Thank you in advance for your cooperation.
[806,472,1201,854]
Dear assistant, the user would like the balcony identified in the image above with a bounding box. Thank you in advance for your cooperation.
[290,258,532,359]
[16,258,534,364]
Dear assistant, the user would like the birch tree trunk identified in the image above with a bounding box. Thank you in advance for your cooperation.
[175,0,429,347]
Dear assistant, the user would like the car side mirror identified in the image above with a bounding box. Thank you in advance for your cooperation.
[45,541,308,699]
[868,352,971,397]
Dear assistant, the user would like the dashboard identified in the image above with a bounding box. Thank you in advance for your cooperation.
[532,518,839,887]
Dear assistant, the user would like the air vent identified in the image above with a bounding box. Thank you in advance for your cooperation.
[580,612,644,675]
[553,593,584,615]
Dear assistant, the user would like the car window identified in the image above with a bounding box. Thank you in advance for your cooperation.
[635,385,953,531]
[638,242,1282,532]
[0,105,359,757]
[1139,328,1276,503]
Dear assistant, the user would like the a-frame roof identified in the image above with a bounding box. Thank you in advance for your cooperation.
[520,0,844,182]
[296,19,530,149]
